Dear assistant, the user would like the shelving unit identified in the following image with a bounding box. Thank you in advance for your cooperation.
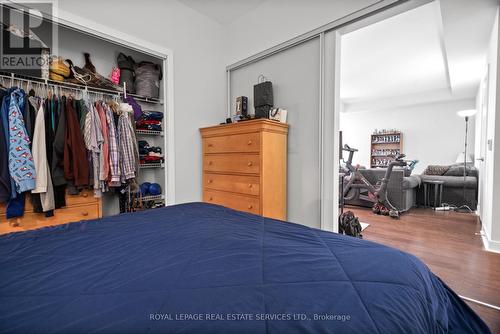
[136,129,164,136]
[139,163,164,169]
[140,194,165,202]
[134,98,166,213]
[370,132,403,168]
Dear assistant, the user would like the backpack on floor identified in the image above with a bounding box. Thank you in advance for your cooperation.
[339,211,363,238]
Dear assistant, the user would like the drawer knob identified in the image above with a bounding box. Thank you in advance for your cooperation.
[208,179,213,184]
[247,140,252,145]
[209,196,213,201]
[82,193,88,198]
[248,205,253,209]
[248,184,253,188]
[247,161,253,167]
[208,161,213,166]
[82,212,89,217]
[208,143,213,147]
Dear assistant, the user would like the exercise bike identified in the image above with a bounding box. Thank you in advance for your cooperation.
[341,144,408,219]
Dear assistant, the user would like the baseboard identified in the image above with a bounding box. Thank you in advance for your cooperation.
[480,227,500,254]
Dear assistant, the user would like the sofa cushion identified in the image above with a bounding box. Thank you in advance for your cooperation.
[395,166,413,177]
[423,165,450,175]
[444,165,478,177]
[402,175,421,190]
[419,175,477,188]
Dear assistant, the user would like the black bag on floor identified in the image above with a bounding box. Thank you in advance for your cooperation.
[339,211,363,238]
[253,75,273,118]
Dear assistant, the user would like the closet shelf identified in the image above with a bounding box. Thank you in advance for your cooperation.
[140,194,165,202]
[139,163,164,169]
[127,93,163,104]
[0,71,163,104]
[136,129,164,136]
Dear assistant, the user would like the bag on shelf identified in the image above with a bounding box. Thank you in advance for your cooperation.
[135,61,162,98]
[117,52,136,93]
[49,56,71,78]
[253,75,273,118]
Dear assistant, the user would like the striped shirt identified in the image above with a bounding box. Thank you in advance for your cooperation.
[118,103,138,181]
[104,103,120,186]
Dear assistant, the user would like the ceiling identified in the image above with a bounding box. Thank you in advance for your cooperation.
[340,0,498,112]
[178,0,267,25]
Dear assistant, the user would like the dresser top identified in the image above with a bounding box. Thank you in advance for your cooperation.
[200,119,288,136]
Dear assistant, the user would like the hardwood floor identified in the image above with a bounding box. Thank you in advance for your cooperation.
[347,206,500,332]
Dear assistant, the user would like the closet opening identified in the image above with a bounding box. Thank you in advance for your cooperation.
[0,3,173,233]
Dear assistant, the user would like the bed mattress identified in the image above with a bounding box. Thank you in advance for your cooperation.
[0,202,490,333]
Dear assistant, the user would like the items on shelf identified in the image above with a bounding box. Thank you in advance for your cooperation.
[138,140,164,165]
[236,96,248,116]
[83,53,97,74]
[120,182,164,213]
[370,130,403,168]
[371,134,401,144]
[49,57,71,82]
[136,110,163,131]
[140,182,162,197]
[135,62,162,98]
[109,67,120,85]
[65,53,122,92]
[373,128,400,134]
[117,52,136,94]
[371,158,393,167]
[116,53,163,99]
[371,148,401,157]
[254,74,273,119]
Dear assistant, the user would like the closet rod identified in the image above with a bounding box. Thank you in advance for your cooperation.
[0,71,121,97]
[0,71,164,104]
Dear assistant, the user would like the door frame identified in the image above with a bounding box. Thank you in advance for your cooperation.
[331,0,433,231]
[225,0,433,231]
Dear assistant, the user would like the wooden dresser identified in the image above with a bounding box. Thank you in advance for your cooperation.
[200,119,288,220]
[0,189,102,235]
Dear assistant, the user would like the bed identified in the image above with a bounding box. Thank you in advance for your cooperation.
[0,202,490,333]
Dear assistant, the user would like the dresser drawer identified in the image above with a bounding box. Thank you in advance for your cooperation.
[203,154,260,174]
[66,189,98,206]
[204,190,260,215]
[1,189,98,214]
[0,203,100,234]
[204,132,260,154]
[205,173,260,196]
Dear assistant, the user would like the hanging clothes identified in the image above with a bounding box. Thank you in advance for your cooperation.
[84,100,104,197]
[64,98,89,187]
[31,98,55,213]
[105,103,120,186]
[45,96,66,209]
[7,88,36,193]
[95,102,110,187]
[0,89,11,203]
[0,77,148,221]
[118,102,139,182]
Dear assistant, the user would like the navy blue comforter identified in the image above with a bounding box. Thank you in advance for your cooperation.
[0,203,489,333]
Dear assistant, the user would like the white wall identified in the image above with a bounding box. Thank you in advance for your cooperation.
[224,0,378,64]
[477,9,500,251]
[339,99,476,174]
[55,0,227,204]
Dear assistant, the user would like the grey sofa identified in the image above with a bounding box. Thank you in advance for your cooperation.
[417,164,478,210]
[344,169,420,212]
